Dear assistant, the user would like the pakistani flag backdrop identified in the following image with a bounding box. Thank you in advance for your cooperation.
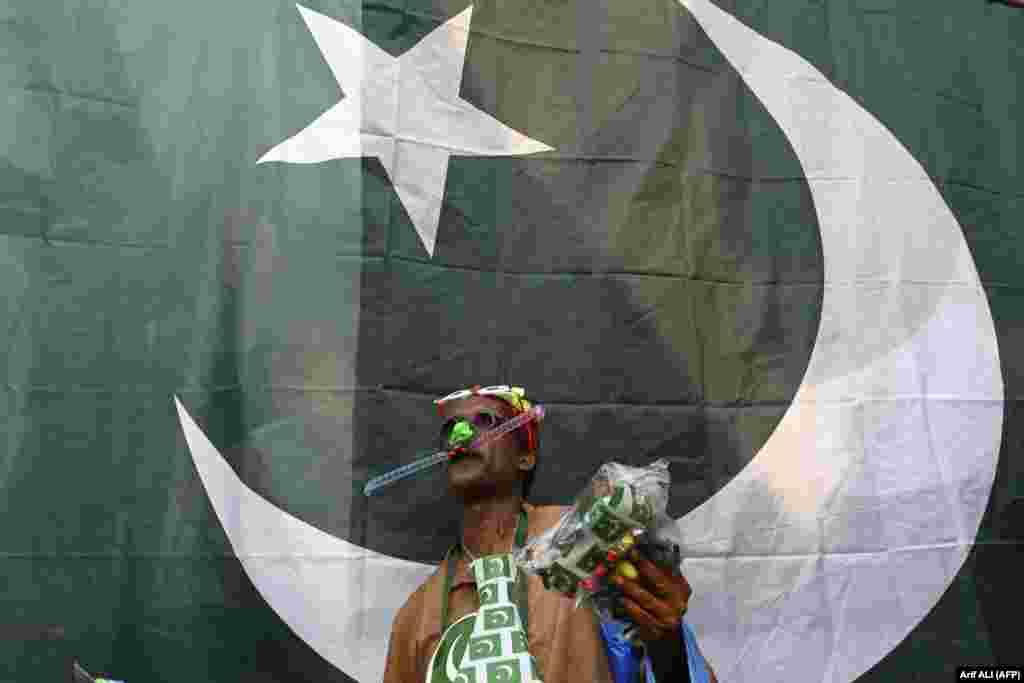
[1,0,1021,681]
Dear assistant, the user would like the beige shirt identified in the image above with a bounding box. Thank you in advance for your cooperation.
[382,504,616,683]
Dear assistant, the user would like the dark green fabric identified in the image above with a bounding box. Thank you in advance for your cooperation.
[0,1,1020,681]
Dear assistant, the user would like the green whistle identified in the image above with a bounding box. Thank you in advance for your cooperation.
[448,419,476,448]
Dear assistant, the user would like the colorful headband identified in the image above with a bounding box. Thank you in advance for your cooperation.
[434,384,538,451]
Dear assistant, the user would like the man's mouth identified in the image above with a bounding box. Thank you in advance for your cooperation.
[448,447,483,462]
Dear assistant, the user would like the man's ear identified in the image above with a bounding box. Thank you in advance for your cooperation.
[519,450,537,473]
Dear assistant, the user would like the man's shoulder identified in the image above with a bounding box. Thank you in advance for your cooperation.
[393,558,447,620]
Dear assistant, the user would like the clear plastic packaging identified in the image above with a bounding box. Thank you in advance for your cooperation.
[513,459,680,631]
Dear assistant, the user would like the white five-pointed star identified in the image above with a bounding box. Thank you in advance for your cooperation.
[259,4,554,257]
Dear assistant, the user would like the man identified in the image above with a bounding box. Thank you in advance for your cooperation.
[383,386,717,683]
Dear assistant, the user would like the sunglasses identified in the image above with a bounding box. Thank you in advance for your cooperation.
[439,410,510,449]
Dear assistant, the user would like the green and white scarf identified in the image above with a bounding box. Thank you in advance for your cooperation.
[456,554,542,682]
[428,511,542,683]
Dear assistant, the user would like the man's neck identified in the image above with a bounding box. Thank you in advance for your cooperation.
[460,493,524,558]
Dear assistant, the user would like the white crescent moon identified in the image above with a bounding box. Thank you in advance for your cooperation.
[674,1,1003,682]
[175,3,1004,682]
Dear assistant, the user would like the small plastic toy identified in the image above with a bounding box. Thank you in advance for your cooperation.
[514,459,680,636]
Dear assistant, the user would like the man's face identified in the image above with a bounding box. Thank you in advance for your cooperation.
[439,395,534,501]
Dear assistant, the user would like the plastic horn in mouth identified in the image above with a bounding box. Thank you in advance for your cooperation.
[362,405,545,495]
[362,450,451,496]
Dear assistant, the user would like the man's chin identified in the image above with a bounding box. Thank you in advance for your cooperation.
[447,463,499,501]
[446,461,484,491]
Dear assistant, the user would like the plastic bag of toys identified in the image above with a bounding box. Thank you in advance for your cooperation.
[514,459,682,628]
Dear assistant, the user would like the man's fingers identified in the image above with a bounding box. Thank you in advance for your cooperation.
[614,575,676,623]
[631,550,692,601]
[632,554,676,597]
[629,551,692,617]
[621,596,667,642]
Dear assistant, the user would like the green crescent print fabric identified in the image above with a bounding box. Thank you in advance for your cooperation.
[458,556,540,683]
[427,615,477,683]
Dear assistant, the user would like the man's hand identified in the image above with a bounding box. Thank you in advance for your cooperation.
[611,548,719,682]
[611,547,691,644]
